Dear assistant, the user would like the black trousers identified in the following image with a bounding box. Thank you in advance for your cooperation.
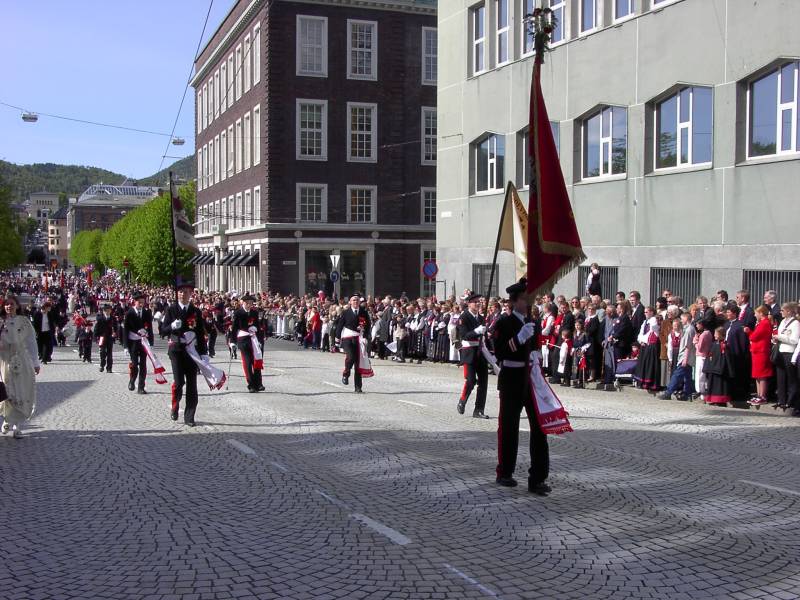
[496,367,549,484]
[603,346,623,384]
[80,341,92,362]
[237,338,262,390]
[169,349,199,423]
[129,341,147,390]
[208,329,217,357]
[461,354,488,413]
[37,333,54,363]
[776,352,798,408]
[341,337,362,389]
[100,342,114,370]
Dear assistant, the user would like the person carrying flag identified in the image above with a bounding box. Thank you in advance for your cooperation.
[233,295,264,393]
[335,294,371,393]
[123,291,153,394]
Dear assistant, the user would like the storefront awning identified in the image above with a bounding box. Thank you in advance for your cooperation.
[187,255,202,265]
[240,251,260,267]
[200,254,215,265]
[218,251,235,266]
[222,251,242,266]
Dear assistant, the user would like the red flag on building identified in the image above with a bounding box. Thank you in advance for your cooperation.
[526,11,585,296]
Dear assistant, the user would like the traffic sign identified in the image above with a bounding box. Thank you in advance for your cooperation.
[422,260,438,280]
[330,270,340,283]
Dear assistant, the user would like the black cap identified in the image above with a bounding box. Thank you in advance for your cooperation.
[466,293,483,303]
[176,276,195,290]
[132,290,146,300]
[506,277,528,300]
[241,294,255,302]
[102,303,112,310]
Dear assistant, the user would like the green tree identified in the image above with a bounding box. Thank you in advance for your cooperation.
[70,229,105,268]
[0,177,25,269]
[58,191,69,208]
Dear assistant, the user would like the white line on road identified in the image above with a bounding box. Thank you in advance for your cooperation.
[322,381,345,389]
[266,367,286,373]
[740,480,800,497]
[397,399,427,407]
[350,513,412,546]
[316,490,350,509]
[227,439,257,456]
[443,564,500,598]
[270,461,288,472]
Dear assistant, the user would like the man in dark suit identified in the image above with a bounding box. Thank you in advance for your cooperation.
[93,303,116,373]
[584,305,604,382]
[601,302,634,391]
[335,294,371,393]
[457,293,489,418]
[724,304,752,407]
[32,301,56,364]
[162,279,208,426]
[232,295,264,393]
[764,290,781,323]
[736,289,757,331]
[629,291,645,334]
[123,291,154,394]
[493,278,550,496]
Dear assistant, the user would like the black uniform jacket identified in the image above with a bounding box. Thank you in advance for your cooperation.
[335,307,371,341]
[458,310,485,365]
[93,314,116,345]
[232,308,259,342]
[162,303,208,355]
[123,307,154,349]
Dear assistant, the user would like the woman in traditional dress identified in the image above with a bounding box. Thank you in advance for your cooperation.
[634,306,661,393]
[703,326,732,406]
[0,295,41,438]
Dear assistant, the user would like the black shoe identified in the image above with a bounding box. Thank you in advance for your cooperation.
[496,476,518,487]
[248,387,257,393]
[528,481,551,496]
[170,410,178,421]
[604,384,616,392]
[457,400,466,415]
[561,381,571,387]
[342,375,349,385]
[354,387,363,393]
[595,382,606,390]
[106,369,112,373]
[128,381,135,391]
[137,389,147,395]
[657,392,671,400]
[99,367,104,372]
[185,421,196,427]
[473,411,490,419]
[257,385,265,392]
[417,360,422,364]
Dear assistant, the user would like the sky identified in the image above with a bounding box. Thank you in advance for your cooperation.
[0,0,234,179]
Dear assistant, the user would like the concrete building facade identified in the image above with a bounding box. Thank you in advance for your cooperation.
[191,0,438,297]
[47,206,69,267]
[437,0,800,304]
[26,192,59,230]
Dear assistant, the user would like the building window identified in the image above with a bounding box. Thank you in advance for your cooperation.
[227,54,234,106]
[297,16,328,77]
[422,27,437,85]
[748,61,799,158]
[197,90,203,133]
[214,70,220,119]
[347,103,377,162]
[422,107,437,165]
[220,130,227,181]
[235,118,243,172]
[472,3,486,74]
[202,144,209,189]
[518,122,559,188]
[549,0,566,44]
[422,188,436,224]
[220,63,227,113]
[243,112,252,170]
[473,133,505,193]
[742,269,800,305]
[472,263,494,296]
[521,0,535,56]
[253,186,261,225]
[221,197,228,228]
[201,83,208,130]
[197,150,202,190]
[253,24,261,85]
[347,20,377,80]
[655,86,713,169]
[615,0,634,21]
[347,186,376,224]
[496,0,509,65]
[422,249,436,296]
[577,265,619,297]
[227,124,234,177]
[244,189,251,228]
[214,135,221,184]
[252,104,261,166]
[580,0,599,33]
[296,100,328,160]
[235,44,243,100]
[243,34,252,93]
[582,106,627,178]
[207,78,214,124]
[649,267,701,307]
[297,184,327,222]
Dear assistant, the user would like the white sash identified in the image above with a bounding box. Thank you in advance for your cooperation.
[181,331,227,390]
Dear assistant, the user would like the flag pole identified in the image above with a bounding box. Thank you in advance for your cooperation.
[486,182,512,298]
[168,171,179,304]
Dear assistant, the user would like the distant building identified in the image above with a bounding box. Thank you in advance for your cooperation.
[68,184,160,248]
[191,0,438,297]
[26,192,59,230]
[47,206,69,268]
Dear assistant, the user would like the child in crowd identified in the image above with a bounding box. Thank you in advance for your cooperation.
[702,326,731,406]
[78,321,93,363]
[572,319,589,388]
[320,315,331,352]
[557,328,573,386]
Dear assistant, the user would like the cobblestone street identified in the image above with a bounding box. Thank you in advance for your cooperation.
[3,339,800,600]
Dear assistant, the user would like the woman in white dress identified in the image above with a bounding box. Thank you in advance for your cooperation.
[0,295,41,439]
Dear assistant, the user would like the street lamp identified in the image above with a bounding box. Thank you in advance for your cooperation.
[22,112,38,123]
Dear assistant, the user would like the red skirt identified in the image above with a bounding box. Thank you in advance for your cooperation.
[751,350,773,379]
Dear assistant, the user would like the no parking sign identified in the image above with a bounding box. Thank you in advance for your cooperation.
[422,260,438,280]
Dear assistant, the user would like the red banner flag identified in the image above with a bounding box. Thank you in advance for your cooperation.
[526,37,585,296]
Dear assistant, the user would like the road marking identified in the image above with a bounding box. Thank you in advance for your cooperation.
[350,513,412,546]
[322,381,345,389]
[740,480,800,497]
[227,439,257,456]
[271,461,288,473]
[267,367,286,373]
[443,564,500,598]
[316,490,350,509]
[397,399,426,407]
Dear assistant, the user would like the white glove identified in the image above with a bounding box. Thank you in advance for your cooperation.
[516,322,536,344]
[437,322,446,330]
[248,326,257,334]
[474,325,487,335]
[137,328,147,337]
[171,319,182,330]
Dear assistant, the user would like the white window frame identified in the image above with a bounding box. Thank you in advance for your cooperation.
[346,102,378,163]
[252,104,261,166]
[220,62,227,113]
[202,143,209,189]
[220,130,227,181]
[227,54,234,107]
[296,99,328,161]
[346,185,377,224]
[243,189,251,229]
[473,133,504,194]
[209,138,215,185]
[421,187,436,225]
[613,0,635,23]
[652,0,679,7]
[421,247,437,296]
[214,134,221,183]
[201,83,208,130]
[746,61,799,160]
[253,23,261,85]
[227,195,234,228]
[197,148,203,190]
[227,124,235,177]
[235,118,243,173]
[235,193,243,229]
[222,197,228,229]
[243,33,252,93]
[243,111,252,170]
[521,0,535,57]
[253,185,261,225]
[296,183,328,223]
[235,43,243,100]
[579,0,600,35]
[214,69,220,119]
[422,27,437,86]
[496,0,510,66]
[347,19,378,81]
[548,0,567,46]
[421,107,437,165]
[654,87,713,171]
[296,15,328,78]
[207,78,214,124]
[472,3,486,75]
[197,90,203,133]
[581,107,626,179]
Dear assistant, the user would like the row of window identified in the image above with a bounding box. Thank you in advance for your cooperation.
[197,105,261,191]
[470,0,680,76]
[297,15,437,85]
[197,186,262,235]
[295,184,437,225]
[197,22,261,135]
[296,101,437,164]
[472,61,800,193]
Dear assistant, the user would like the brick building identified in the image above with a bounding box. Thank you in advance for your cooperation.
[191,0,437,298]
